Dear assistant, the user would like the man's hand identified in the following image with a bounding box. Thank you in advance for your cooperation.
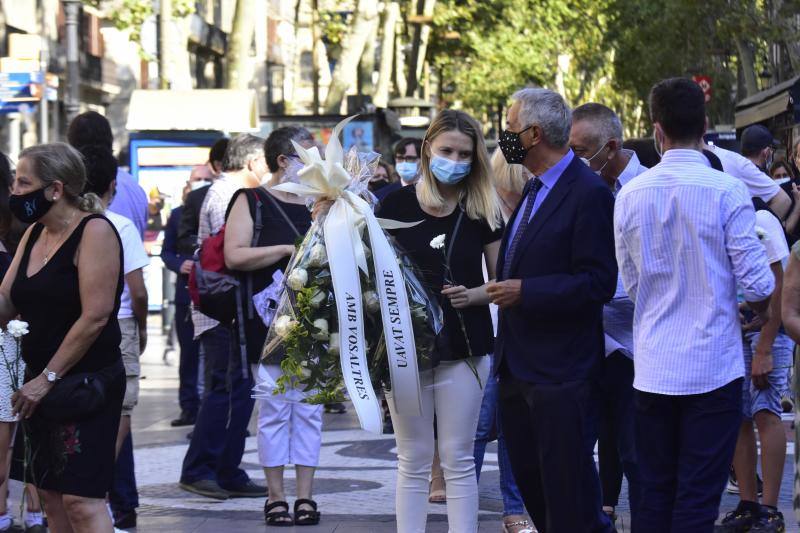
[740,302,765,332]
[12,374,54,419]
[442,284,471,309]
[180,260,194,275]
[487,280,522,309]
[751,350,773,390]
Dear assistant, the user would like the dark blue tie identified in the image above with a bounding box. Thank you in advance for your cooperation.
[502,177,543,279]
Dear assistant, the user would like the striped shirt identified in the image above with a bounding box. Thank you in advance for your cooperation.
[614,149,774,395]
[192,174,241,338]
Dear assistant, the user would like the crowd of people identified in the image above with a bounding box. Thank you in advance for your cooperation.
[0,76,796,533]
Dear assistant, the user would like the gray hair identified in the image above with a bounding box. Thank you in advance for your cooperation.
[221,133,265,172]
[19,143,103,213]
[512,88,572,148]
[572,103,623,146]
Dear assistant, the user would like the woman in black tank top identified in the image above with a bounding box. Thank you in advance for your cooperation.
[2,144,124,532]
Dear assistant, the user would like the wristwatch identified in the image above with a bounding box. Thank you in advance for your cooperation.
[42,368,60,383]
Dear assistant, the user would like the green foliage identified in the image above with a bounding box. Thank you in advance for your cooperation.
[83,0,195,51]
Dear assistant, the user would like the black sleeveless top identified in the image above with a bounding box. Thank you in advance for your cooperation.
[229,187,311,363]
[10,214,124,376]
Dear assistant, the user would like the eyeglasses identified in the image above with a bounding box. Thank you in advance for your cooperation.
[395,155,419,163]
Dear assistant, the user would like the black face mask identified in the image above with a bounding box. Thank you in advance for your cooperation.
[498,126,532,165]
[9,185,54,223]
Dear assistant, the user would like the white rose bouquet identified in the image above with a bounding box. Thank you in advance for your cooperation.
[256,118,442,432]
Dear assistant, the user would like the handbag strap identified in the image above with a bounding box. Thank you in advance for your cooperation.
[263,189,302,238]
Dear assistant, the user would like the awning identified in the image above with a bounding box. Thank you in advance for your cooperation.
[126,89,259,132]
[735,76,799,129]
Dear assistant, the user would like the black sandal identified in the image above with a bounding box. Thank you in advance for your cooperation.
[264,500,293,526]
[293,498,321,526]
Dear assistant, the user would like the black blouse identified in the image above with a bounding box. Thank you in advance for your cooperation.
[377,185,502,363]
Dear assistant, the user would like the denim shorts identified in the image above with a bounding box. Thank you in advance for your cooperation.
[741,331,793,419]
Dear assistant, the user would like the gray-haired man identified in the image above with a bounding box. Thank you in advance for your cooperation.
[570,103,647,527]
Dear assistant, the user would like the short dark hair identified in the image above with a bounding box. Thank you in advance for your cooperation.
[221,134,264,172]
[649,78,706,143]
[393,137,422,159]
[209,137,229,165]
[79,144,118,197]
[264,126,314,172]
[67,111,113,149]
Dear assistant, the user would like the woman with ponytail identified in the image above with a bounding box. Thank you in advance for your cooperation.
[1,142,125,532]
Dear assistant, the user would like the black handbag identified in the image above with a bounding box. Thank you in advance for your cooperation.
[38,362,122,422]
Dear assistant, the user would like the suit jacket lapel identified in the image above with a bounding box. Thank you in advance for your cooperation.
[497,188,527,280]
[508,158,580,275]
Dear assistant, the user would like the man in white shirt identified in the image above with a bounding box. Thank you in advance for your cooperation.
[571,103,646,526]
[180,134,269,500]
[614,78,774,532]
[717,207,792,531]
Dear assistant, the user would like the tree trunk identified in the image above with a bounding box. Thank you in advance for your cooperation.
[322,0,379,113]
[393,14,407,98]
[159,0,171,89]
[373,2,399,108]
[357,10,378,97]
[405,0,436,97]
[735,37,759,98]
[226,0,257,90]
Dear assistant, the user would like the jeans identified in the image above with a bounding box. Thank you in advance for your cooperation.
[175,303,200,416]
[474,357,525,517]
[109,433,138,513]
[180,325,255,489]
[598,351,640,520]
[634,378,742,533]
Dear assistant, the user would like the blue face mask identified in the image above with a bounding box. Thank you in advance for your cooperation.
[395,161,419,183]
[429,155,471,185]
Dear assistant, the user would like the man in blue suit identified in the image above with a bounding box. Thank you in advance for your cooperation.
[487,88,618,533]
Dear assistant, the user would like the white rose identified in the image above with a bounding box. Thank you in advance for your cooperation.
[308,244,328,267]
[311,318,329,340]
[309,289,327,308]
[273,315,297,338]
[287,268,308,290]
[429,234,446,250]
[328,332,340,355]
[6,320,29,338]
[363,290,381,314]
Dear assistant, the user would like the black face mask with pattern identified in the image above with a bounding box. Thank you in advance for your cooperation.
[498,126,533,165]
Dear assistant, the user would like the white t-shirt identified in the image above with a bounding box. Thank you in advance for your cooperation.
[709,145,780,203]
[755,209,789,266]
[106,211,150,319]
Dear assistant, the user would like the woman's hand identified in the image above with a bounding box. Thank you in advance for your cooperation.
[311,200,334,221]
[442,284,472,309]
[11,374,54,419]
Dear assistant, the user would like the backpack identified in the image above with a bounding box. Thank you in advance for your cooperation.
[188,188,264,323]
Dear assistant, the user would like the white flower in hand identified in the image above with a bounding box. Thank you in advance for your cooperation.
[287,268,308,290]
[6,320,29,338]
[328,332,340,355]
[363,290,381,314]
[274,315,297,338]
[308,244,328,267]
[311,318,329,340]
[429,234,446,250]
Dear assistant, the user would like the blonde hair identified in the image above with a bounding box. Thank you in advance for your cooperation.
[19,143,103,214]
[490,148,527,196]
[417,110,502,230]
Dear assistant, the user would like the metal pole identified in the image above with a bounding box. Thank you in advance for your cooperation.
[62,0,80,124]
[39,0,50,143]
[8,113,21,161]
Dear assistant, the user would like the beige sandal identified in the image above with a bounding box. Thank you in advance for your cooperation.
[428,474,446,503]
[502,518,536,533]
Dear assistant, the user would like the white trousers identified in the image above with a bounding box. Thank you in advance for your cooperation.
[252,364,323,468]
[387,356,491,533]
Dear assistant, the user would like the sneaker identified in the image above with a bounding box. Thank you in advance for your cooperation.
[179,479,230,500]
[751,508,785,532]
[224,480,268,498]
[715,505,758,532]
[726,466,763,497]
